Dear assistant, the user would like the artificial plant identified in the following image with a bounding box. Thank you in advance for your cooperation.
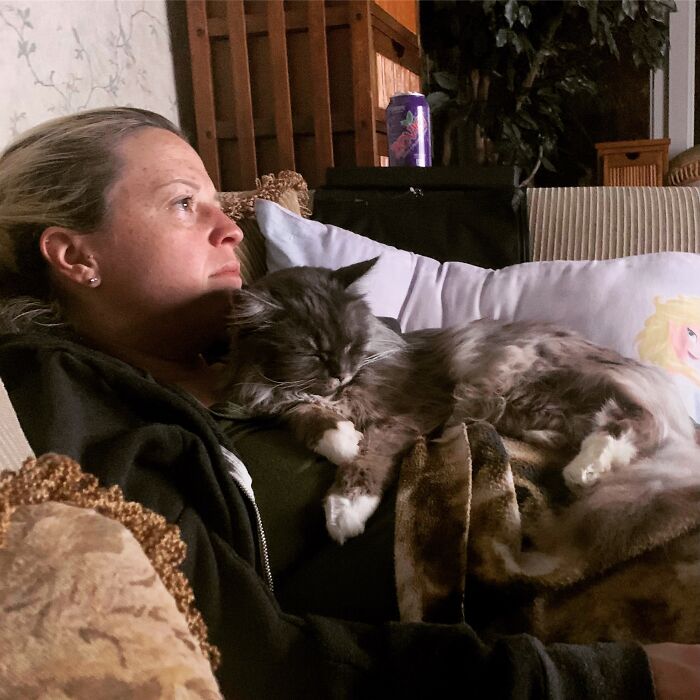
[422,0,676,184]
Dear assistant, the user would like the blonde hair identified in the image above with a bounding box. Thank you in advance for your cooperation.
[636,295,700,385]
[0,107,183,330]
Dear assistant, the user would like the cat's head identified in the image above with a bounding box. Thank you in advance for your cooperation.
[227,258,378,400]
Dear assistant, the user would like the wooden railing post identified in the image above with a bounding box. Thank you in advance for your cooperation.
[185,0,221,189]
[266,0,296,172]
[226,0,258,189]
[307,1,335,184]
[349,0,378,166]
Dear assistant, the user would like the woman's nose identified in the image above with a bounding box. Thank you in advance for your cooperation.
[210,207,244,247]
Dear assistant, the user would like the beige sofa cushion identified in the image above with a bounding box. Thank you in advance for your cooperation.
[0,454,221,698]
[220,170,311,285]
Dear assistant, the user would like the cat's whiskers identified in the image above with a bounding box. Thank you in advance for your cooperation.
[248,369,314,393]
[229,376,314,391]
[358,348,401,368]
[254,371,317,392]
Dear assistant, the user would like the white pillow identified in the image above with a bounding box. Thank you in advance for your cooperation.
[255,199,700,420]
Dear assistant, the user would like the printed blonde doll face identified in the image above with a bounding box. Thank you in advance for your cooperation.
[669,321,700,363]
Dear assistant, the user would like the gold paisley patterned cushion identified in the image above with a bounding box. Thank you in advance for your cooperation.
[0,455,222,699]
[219,170,311,285]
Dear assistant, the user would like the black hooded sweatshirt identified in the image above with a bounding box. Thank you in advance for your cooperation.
[0,331,655,700]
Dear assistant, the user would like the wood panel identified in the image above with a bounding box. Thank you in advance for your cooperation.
[349,0,379,166]
[375,53,420,109]
[185,0,220,189]
[225,0,257,188]
[374,0,418,33]
[307,1,335,182]
[207,6,349,37]
[266,0,296,171]
[185,1,421,189]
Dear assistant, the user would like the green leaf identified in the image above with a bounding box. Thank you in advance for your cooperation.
[519,33,535,54]
[427,91,453,112]
[585,0,598,33]
[599,14,619,59]
[511,33,524,54]
[504,0,519,27]
[541,155,556,171]
[646,0,676,22]
[433,71,459,91]
[621,0,639,19]
[518,5,532,27]
[515,111,539,129]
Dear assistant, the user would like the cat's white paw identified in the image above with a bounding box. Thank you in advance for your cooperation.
[563,431,636,488]
[313,421,363,465]
[324,492,380,544]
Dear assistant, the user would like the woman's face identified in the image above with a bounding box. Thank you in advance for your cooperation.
[669,320,700,364]
[86,127,243,335]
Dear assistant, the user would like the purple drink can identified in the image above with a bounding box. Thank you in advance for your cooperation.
[386,92,432,167]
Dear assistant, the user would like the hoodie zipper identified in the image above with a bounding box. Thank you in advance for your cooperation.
[220,445,274,592]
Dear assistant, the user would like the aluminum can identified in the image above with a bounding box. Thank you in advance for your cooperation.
[386,92,432,167]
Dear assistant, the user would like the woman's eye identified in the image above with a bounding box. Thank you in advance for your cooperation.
[175,196,194,211]
[687,328,698,342]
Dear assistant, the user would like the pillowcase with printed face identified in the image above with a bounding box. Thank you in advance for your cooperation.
[255,199,700,420]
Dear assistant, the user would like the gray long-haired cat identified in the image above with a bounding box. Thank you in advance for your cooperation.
[222,258,698,544]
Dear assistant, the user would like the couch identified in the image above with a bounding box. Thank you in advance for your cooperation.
[527,186,700,260]
[2,176,700,693]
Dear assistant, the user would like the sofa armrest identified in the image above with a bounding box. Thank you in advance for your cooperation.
[528,186,700,260]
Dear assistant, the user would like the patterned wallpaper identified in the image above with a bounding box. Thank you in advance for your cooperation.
[0,0,179,149]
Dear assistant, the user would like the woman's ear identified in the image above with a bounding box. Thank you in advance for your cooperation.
[39,227,100,288]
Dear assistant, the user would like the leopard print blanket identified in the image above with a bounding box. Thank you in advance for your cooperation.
[395,422,700,643]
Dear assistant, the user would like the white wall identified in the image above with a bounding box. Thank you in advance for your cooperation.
[651,0,695,157]
[668,0,695,156]
[0,0,179,149]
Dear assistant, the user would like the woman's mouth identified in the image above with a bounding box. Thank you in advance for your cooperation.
[211,262,241,278]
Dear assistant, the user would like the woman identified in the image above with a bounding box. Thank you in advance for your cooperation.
[0,106,695,699]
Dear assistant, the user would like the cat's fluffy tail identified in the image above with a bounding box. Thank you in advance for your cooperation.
[562,363,697,488]
[611,363,697,445]
[548,437,700,568]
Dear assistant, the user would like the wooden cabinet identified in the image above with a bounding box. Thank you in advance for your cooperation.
[185,0,421,190]
[595,138,670,186]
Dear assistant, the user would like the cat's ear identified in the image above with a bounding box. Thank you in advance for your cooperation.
[229,287,281,328]
[332,257,379,288]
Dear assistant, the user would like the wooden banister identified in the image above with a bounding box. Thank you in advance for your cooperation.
[266,0,296,172]
[307,1,335,183]
[185,0,419,189]
[225,0,257,188]
[185,0,221,189]
[349,0,378,166]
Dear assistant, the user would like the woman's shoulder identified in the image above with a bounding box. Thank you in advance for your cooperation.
[0,329,147,387]
[0,330,207,431]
